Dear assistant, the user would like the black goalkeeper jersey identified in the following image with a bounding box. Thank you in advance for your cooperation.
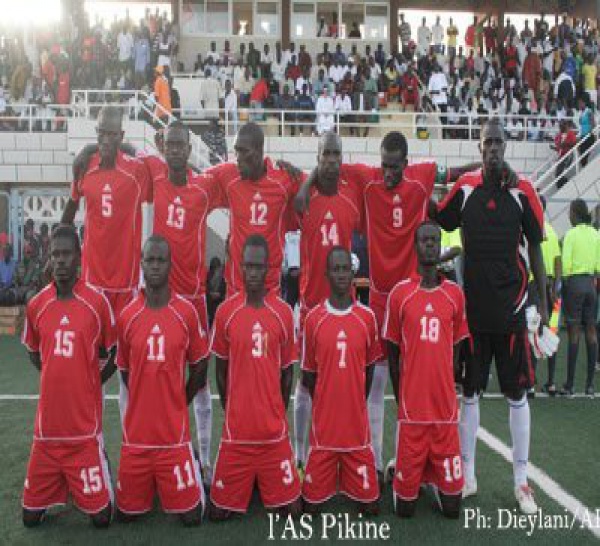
[436,170,544,333]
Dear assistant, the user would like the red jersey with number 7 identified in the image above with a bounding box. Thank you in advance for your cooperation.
[383,276,470,423]
[302,301,382,449]
[70,151,152,291]
[116,293,209,447]
[22,279,116,440]
[210,292,298,443]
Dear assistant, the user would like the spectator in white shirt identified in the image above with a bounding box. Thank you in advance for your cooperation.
[432,16,445,54]
[223,79,238,136]
[117,26,134,71]
[207,41,220,64]
[261,44,273,67]
[218,57,234,87]
[428,63,449,136]
[417,17,432,58]
[200,68,222,120]
[315,87,335,135]
[271,49,286,88]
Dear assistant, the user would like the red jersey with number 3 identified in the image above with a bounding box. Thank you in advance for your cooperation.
[297,179,362,310]
[210,292,297,443]
[22,279,116,440]
[203,161,302,293]
[153,169,224,297]
[302,301,382,449]
[70,151,152,291]
[383,276,470,423]
[117,293,209,447]
[342,163,444,294]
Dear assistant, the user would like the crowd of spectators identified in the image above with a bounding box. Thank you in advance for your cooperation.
[0,10,598,146]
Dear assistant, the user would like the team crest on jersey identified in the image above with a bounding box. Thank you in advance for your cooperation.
[425,304,434,313]
[174,196,182,204]
[152,324,161,334]
[393,194,401,204]
[253,322,263,332]
[103,184,111,192]
[215,480,224,489]
[324,211,334,221]
[337,330,347,340]
[60,315,70,326]
[253,192,263,201]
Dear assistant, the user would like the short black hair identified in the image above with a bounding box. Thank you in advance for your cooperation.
[166,120,190,142]
[238,122,264,150]
[381,131,408,158]
[414,219,441,243]
[243,234,269,260]
[326,245,351,269]
[143,234,171,259]
[481,116,505,136]
[571,198,592,224]
[51,224,81,254]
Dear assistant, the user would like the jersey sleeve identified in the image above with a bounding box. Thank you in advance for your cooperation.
[280,305,298,369]
[301,312,317,372]
[186,304,209,363]
[136,159,153,203]
[199,171,227,210]
[210,303,229,359]
[418,162,446,195]
[519,181,544,246]
[452,289,470,344]
[203,163,236,208]
[366,311,383,365]
[70,177,83,202]
[382,289,401,344]
[435,179,465,232]
[22,302,39,353]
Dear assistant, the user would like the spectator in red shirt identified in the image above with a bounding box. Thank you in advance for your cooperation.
[249,74,269,121]
[401,64,420,111]
[504,40,519,78]
[552,119,577,188]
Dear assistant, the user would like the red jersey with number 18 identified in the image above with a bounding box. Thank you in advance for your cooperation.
[383,276,470,423]
[116,293,209,447]
[210,292,298,443]
[297,178,362,311]
[152,169,224,297]
[22,279,116,440]
[302,301,382,450]
[70,151,152,291]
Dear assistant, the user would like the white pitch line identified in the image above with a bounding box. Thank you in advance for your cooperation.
[478,426,600,539]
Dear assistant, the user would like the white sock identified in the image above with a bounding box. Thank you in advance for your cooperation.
[118,373,128,425]
[367,362,388,471]
[508,394,530,488]
[193,385,213,468]
[293,382,312,465]
[459,395,479,484]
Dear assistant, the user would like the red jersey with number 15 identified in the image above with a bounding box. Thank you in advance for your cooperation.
[210,292,297,443]
[22,279,116,440]
[152,169,224,297]
[302,301,382,450]
[117,293,209,447]
[70,151,152,291]
[297,178,362,310]
[383,276,470,424]
[203,160,302,293]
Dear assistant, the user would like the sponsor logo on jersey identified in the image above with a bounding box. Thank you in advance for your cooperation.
[393,194,401,204]
[324,211,334,220]
[152,324,161,334]
[253,321,263,332]
[103,184,111,192]
[174,196,182,204]
[337,330,347,340]
[60,315,70,326]
[425,304,434,313]
[253,192,262,201]
[215,479,224,489]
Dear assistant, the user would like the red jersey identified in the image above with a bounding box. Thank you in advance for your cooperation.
[298,178,362,310]
[343,163,446,295]
[153,169,224,297]
[138,152,167,198]
[22,279,116,441]
[210,292,297,443]
[383,276,470,423]
[302,301,381,450]
[204,160,301,293]
[117,293,209,447]
[71,151,152,291]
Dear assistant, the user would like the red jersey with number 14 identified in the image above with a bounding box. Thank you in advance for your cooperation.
[297,178,362,310]
[117,293,209,447]
[383,276,469,423]
[153,169,224,297]
[302,301,382,450]
[22,279,116,440]
[210,292,297,443]
[70,151,152,291]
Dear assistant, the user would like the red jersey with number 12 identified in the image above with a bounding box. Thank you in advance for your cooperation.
[383,276,469,423]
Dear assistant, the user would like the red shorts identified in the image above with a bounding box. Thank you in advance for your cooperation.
[302,446,379,504]
[102,289,136,321]
[117,443,204,514]
[369,290,389,361]
[211,438,301,512]
[23,435,113,514]
[184,294,209,334]
[393,422,464,500]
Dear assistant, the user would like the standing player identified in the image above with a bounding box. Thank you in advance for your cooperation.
[432,118,548,514]
[116,236,208,526]
[202,122,304,295]
[61,105,152,420]
[153,121,225,481]
[293,132,363,473]
[302,247,381,514]
[209,235,302,519]
[294,131,486,479]
[383,221,469,519]
[21,225,116,528]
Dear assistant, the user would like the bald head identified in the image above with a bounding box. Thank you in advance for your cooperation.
[97,105,124,165]
[237,122,264,151]
[97,105,123,132]
[318,131,342,156]
[317,131,342,191]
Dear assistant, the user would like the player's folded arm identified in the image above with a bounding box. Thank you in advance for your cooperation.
[27,351,41,372]
[186,357,209,405]
[99,344,117,384]
[215,356,228,409]
[386,341,401,405]
[301,369,316,398]
[280,364,296,409]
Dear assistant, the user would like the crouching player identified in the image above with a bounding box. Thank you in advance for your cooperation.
[209,235,302,519]
[21,225,116,528]
[383,221,470,518]
[116,236,209,526]
[301,247,381,514]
